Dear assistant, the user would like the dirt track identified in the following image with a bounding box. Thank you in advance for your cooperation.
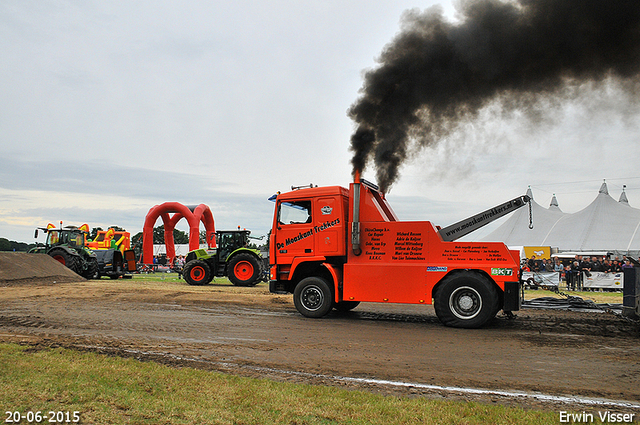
[1,277,639,414]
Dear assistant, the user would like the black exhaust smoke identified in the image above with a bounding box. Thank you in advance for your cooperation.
[348,0,640,193]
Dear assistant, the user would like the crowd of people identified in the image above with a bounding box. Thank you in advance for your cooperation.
[522,254,635,290]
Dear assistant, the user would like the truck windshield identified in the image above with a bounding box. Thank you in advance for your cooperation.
[279,201,311,225]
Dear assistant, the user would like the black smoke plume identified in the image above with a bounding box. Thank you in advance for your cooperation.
[348,0,640,192]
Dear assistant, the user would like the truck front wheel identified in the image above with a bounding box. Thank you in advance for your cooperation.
[294,277,333,318]
[434,271,499,329]
[183,260,212,285]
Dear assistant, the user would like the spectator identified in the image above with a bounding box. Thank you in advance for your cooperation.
[542,258,554,272]
[553,257,564,285]
[602,259,612,273]
[612,260,622,273]
[570,261,582,290]
[590,256,602,272]
[527,255,539,272]
[579,255,592,290]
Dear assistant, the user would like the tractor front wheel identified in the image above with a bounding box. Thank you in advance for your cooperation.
[183,260,212,285]
[228,253,261,287]
[48,248,81,275]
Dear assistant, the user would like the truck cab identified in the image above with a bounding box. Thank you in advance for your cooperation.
[270,186,348,283]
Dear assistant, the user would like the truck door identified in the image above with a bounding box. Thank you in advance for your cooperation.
[274,199,314,265]
[314,196,344,256]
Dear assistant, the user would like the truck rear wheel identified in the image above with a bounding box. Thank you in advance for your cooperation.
[183,260,212,285]
[293,277,333,318]
[434,271,499,329]
[228,253,261,287]
[48,248,80,274]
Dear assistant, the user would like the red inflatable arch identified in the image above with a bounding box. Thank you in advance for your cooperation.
[142,202,216,264]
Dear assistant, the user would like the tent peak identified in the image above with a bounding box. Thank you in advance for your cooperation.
[599,180,609,195]
[619,185,629,205]
[549,193,562,211]
[526,186,533,200]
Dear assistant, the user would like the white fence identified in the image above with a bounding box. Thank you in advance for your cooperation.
[582,271,623,290]
[522,270,624,290]
[522,271,560,289]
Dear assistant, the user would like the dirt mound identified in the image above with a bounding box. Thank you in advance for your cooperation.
[0,252,85,285]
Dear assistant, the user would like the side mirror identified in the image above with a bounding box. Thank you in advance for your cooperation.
[34,229,39,238]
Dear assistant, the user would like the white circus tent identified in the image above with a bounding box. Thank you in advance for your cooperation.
[482,182,640,252]
[481,187,566,246]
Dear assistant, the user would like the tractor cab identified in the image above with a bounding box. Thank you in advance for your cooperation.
[35,226,86,250]
[216,230,251,261]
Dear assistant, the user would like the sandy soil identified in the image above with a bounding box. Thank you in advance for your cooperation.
[1,277,639,415]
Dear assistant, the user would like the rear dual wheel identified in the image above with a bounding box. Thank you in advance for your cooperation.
[434,271,499,329]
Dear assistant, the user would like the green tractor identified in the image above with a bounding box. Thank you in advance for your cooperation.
[29,225,99,279]
[182,229,265,286]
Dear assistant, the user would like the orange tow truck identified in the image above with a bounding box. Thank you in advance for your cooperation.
[269,174,529,328]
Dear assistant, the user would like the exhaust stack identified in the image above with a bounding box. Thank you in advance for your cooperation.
[352,170,362,255]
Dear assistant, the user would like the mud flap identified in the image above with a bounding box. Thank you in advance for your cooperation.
[123,249,137,272]
[503,281,521,312]
[269,280,288,294]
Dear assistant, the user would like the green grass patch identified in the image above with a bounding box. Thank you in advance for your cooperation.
[0,343,556,424]
[128,272,240,286]
[123,272,186,283]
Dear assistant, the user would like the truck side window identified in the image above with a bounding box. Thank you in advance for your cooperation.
[279,201,312,225]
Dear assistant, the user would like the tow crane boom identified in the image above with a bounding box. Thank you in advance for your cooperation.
[438,195,531,242]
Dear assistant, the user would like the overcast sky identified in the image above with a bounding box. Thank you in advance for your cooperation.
[2,0,639,245]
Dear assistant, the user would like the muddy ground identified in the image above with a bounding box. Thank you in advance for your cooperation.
[1,274,639,415]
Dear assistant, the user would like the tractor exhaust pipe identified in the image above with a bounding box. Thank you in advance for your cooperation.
[352,170,362,256]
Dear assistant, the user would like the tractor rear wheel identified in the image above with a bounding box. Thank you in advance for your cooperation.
[48,248,80,274]
[434,271,499,329]
[228,253,261,287]
[183,260,212,285]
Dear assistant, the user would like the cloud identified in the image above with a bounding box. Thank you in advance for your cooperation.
[0,156,275,242]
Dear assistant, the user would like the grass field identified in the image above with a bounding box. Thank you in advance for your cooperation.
[0,343,558,425]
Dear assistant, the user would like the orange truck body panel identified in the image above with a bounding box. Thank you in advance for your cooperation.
[270,182,520,307]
